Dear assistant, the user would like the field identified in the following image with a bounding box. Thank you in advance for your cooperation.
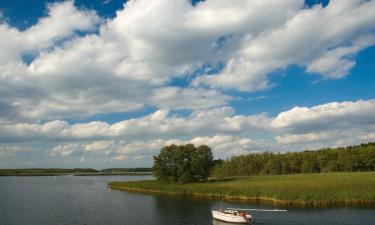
[109,172,375,207]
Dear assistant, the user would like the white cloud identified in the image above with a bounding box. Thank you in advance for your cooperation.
[0,1,374,167]
[84,141,114,152]
[307,34,375,78]
[0,145,34,158]
[190,135,273,158]
[117,139,165,156]
[2,99,374,149]
[271,99,375,133]
[276,132,332,144]
[1,98,374,165]
[149,87,231,110]
[110,134,273,162]
[24,0,100,50]
[0,107,269,143]
[194,0,375,91]
[112,155,128,161]
[51,140,115,157]
[51,144,81,156]
[0,1,99,64]
[1,0,374,122]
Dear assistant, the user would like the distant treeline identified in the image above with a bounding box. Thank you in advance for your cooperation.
[101,168,152,173]
[0,168,97,176]
[0,167,152,176]
[212,142,375,177]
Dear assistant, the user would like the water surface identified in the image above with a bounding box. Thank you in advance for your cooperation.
[0,176,373,225]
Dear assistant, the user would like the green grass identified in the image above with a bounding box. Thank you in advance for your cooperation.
[109,172,375,207]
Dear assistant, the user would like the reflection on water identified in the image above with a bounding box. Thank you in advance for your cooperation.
[212,219,243,225]
[0,175,374,225]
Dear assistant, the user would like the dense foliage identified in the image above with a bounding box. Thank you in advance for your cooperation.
[212,142,375,177]
[153,144,214,183]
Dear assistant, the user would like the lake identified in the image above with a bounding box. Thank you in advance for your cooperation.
[0,175,373,225]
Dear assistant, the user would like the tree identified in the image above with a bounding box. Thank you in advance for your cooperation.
[210,142,375,177]
[153,144,214,183]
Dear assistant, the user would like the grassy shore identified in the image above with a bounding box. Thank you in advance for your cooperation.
[109,172,375,207]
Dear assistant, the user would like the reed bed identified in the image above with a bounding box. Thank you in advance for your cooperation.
[109,172,375,207]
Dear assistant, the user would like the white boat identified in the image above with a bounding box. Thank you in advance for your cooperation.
[212,207,287,224]
[212,209,252,224]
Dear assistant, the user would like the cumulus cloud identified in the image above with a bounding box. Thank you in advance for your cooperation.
[0,1,100,63]
[25,1,100,49]
[307,34,375,78]
[1,0,374,121]
[51,140,115,157]
[149,87,231,110]
[271,99,375,133]
[276,130,375,147]
[0,107,269,143]
[194,0,375,91]
[271,99,375,147]
[0,1,374,167]
[1,98,374,147]
[276,132,332,144]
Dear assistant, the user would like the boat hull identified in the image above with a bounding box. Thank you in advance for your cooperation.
[212,210,251,224]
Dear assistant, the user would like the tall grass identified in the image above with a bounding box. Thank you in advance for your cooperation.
[109,172,375,206]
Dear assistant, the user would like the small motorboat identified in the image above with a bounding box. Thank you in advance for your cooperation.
[212,207,287,224]
[212,209,252,224]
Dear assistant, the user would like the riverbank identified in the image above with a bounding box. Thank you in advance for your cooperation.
[109,172,375,207]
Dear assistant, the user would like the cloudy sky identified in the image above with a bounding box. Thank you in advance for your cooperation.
[0,0,374,169]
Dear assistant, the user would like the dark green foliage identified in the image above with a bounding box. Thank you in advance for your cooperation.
[101,168,152,173]
[212,142,375,177]
[0,168,98,176]
[153,144,214,183]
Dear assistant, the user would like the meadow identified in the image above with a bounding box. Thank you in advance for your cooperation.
[109,172,375,207]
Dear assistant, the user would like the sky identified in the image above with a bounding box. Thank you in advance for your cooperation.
[0,0,374,169]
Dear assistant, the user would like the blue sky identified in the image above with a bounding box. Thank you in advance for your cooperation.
[0,0,374,169]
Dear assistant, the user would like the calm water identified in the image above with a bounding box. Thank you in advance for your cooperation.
[0,176,373,225]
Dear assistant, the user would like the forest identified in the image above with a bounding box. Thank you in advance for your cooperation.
[211,142,375,177]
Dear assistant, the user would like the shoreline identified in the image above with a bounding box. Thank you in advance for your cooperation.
[108,172,375,207]
[108,185,375,207]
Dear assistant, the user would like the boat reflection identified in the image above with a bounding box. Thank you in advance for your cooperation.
[212,219,250,225]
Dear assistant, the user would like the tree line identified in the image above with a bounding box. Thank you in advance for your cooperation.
[101,167,152,173]
[211,142,375,177]
[0,167,152,176]
[153,144,214,183]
